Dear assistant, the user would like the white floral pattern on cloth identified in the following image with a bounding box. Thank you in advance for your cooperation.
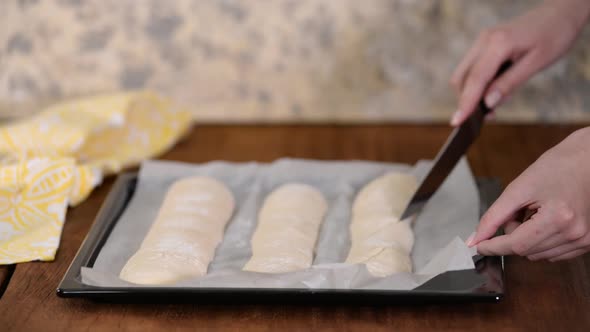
[0,91,192,264]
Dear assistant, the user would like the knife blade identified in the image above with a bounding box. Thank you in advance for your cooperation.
[400,61,512,220]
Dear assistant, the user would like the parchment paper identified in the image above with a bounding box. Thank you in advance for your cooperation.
[81,158,479,290]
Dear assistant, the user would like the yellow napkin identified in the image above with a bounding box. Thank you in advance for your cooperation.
[0,92,192,264]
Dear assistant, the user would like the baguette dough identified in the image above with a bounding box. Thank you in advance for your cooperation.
[346,172,417,277]
[119,176,235,285]
[352,172,418,220]
[243,183,328,273]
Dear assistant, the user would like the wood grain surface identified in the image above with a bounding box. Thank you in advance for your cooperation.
[1,124,589,332]
[0,265,14,299]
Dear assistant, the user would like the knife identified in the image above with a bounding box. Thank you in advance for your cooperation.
[400,61,512,220]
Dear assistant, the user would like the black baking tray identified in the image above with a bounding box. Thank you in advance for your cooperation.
[57,172,505,304]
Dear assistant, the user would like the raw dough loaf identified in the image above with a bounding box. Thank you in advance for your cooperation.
[119,176,235,285]
[352,172,418,220]
[243,183,328,273]
[346,172,417,277]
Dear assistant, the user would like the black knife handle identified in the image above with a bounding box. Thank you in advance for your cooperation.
[479,60,513,115]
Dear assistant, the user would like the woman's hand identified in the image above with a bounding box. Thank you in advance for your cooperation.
[468,127,590,261]
[450,0,590,126]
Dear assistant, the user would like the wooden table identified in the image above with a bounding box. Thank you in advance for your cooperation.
[1,124,590,331]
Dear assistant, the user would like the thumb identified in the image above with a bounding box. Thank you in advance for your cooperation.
[469,183,528,247]
[483,52,543,109]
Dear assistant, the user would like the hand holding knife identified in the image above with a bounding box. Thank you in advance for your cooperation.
[400,61,513,220]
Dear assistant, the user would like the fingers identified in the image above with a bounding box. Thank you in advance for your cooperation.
[451,51,544,126]
[450,28,517,126]
[528,232,590,261]
[469,182,529,246]
[550,248,588,262]
[451,36,486,91]
[481,199,590,261]
[452,42,511,126]
[483,51,542,108]
[528,242,577,261]
[503,221,521,234]
[475,235,512,256]
[476,213,554,256]
[524,233,564,255]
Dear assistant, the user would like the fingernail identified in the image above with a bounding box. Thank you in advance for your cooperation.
[485,90,502,108]
[466,232,476,247]
[450,110,462,126]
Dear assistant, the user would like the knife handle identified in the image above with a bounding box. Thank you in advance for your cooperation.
[479,60,513,115]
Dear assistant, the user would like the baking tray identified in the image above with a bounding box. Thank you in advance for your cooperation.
[57,172,505,304]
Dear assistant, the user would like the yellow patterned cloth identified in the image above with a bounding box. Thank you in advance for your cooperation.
[0,92,192,264]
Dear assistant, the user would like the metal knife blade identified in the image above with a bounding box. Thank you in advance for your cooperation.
[399,61,512,220]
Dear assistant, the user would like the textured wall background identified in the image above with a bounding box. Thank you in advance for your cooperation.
[2,0,590,123]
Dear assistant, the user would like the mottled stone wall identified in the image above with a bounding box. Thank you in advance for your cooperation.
[2,0,590,123]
